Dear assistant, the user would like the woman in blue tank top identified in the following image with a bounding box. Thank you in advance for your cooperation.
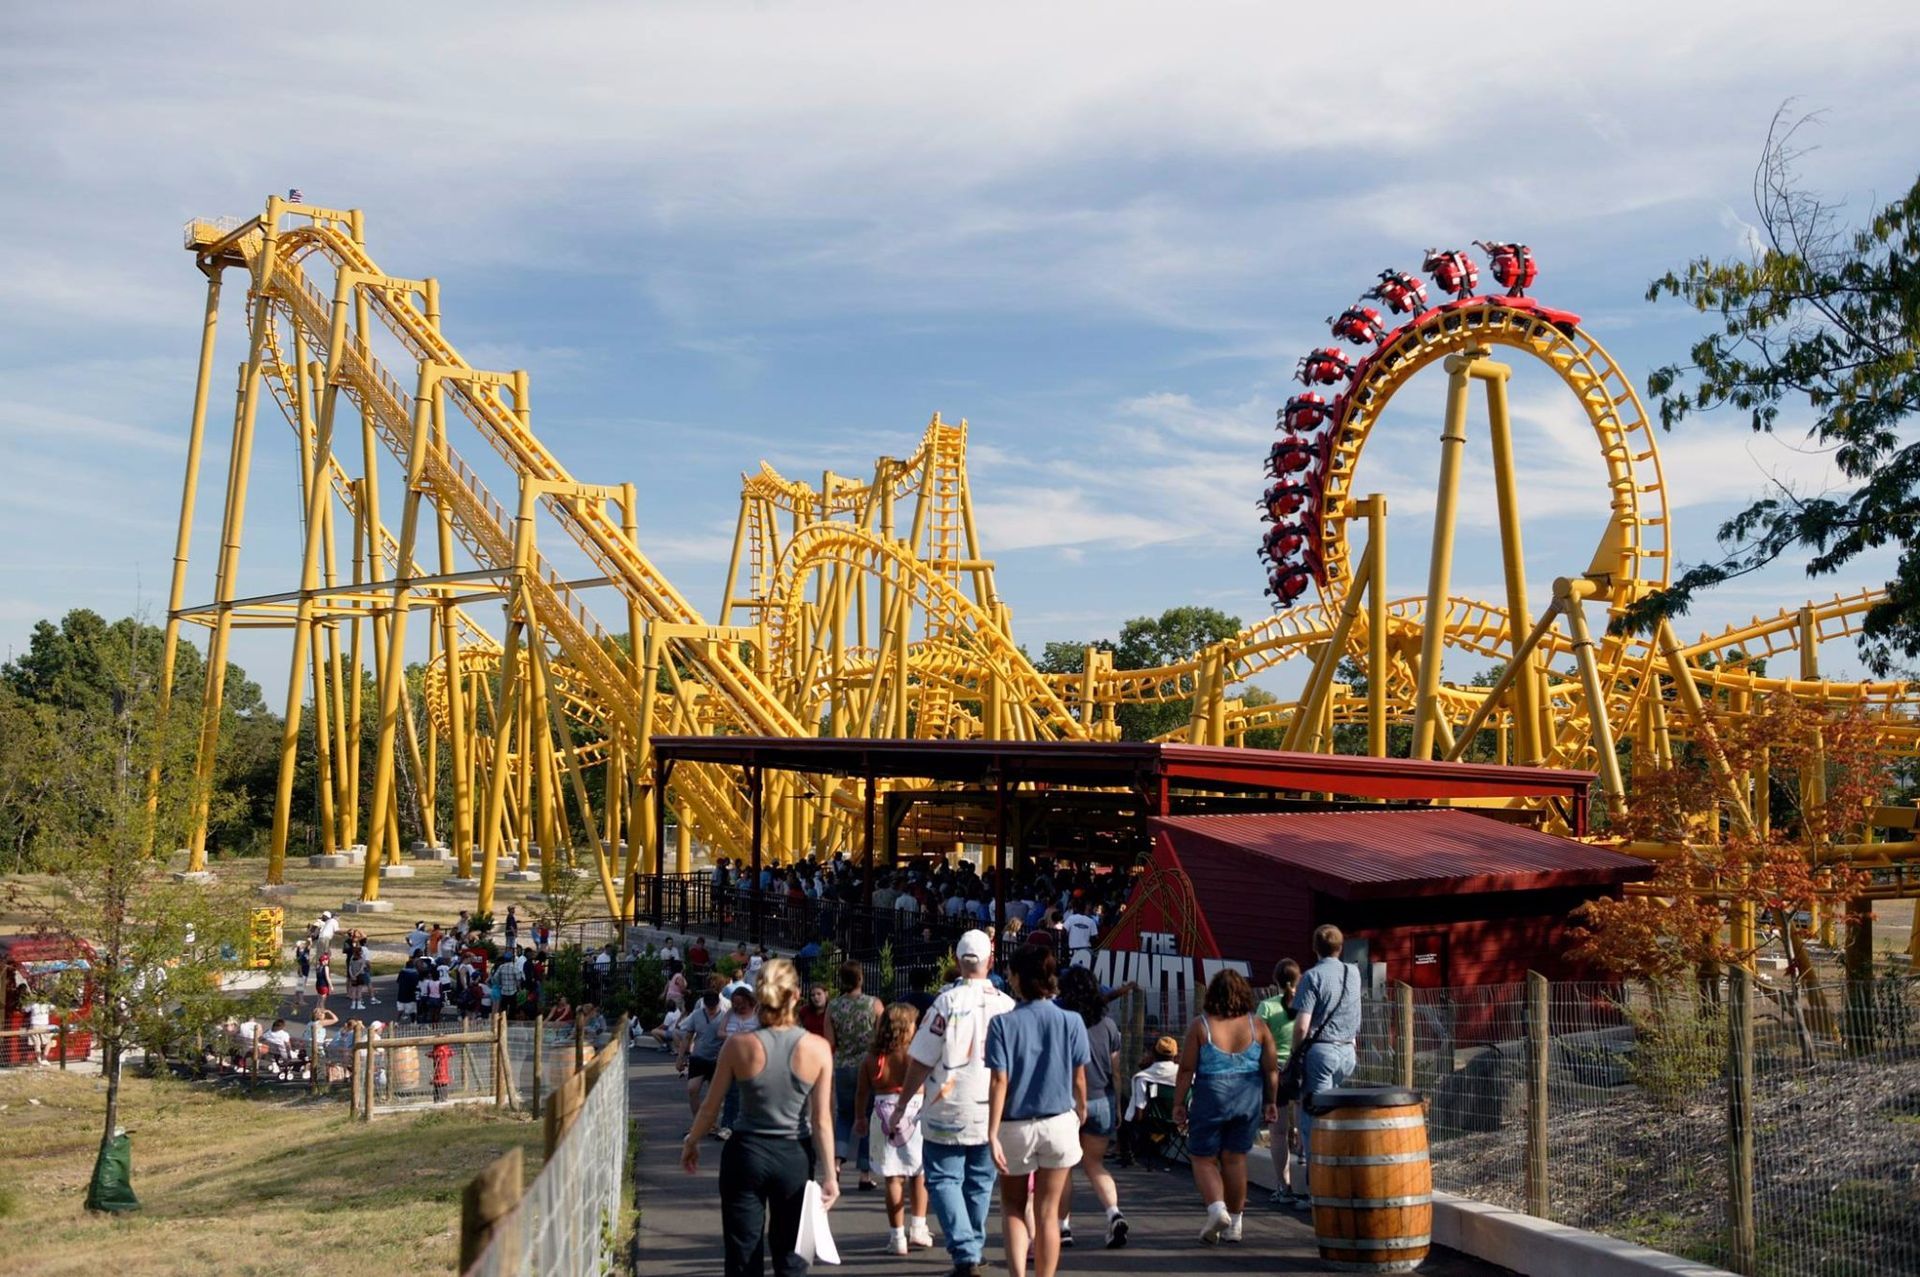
[1173,968,1279,1247]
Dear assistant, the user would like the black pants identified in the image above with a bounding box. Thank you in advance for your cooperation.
[719,1132,815,1277]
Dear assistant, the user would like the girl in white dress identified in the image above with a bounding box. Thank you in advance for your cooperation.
[856,1002,933,1255]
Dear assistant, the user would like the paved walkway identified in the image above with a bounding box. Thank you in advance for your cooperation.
[628,1051,1509,1276]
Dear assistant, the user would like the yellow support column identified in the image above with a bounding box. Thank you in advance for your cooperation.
[355,360,447,906]
[1411,350,1479,760]
[1481,362,1545,766]
[151,266,224,839]
[267,297,352,885]
[187,196,285,869]
[1557,581,1626,817]
[1364,495,1389,759]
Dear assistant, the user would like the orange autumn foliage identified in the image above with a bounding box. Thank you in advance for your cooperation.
[1569,697,1885,981]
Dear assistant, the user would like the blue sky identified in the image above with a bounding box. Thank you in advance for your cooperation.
[4,3,1919,699]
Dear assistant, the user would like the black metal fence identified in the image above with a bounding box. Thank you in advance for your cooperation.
[636,872,1056,997]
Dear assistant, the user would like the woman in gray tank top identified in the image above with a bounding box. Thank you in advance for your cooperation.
[685,958,838,1276]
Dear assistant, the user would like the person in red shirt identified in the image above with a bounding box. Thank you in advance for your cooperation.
[687,937,711,968]
[431,1042,454,1102]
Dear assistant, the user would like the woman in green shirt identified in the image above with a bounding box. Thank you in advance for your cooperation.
[1255,959,1302,1206]
[824,961,882,1190]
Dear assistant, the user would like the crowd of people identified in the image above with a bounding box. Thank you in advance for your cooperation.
[703,854,1138,964]
[662,919,1366,1277]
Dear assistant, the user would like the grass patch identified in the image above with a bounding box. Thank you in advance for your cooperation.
[0,1067,542,1275]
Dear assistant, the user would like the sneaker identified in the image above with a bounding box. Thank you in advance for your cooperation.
[1105,1213,1129,1249]
[887,1229,908,1256]
[714,1127,731,1141]
[1225,1214,1243,1243]
[1061,1222,1074,1248]
[858,1176,876,1191]
[1291,1193,1313,1212]
[909,1222,934,1249]
[1268,1188,1295,1207]
[1200,1206,1231,1246]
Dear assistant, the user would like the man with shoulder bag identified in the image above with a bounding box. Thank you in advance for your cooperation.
[1287,925,1360,1208]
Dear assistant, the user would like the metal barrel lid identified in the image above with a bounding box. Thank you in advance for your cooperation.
[1306,1085,1422,1113]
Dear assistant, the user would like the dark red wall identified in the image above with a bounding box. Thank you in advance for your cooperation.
[1322,886,1618,987]
[1167,829,1317,979]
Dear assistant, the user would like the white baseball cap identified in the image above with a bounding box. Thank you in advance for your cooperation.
[955,930,992,962]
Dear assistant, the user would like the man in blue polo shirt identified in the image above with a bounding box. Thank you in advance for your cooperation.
[1290,924,1361,1204]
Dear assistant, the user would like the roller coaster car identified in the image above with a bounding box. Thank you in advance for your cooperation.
[1329,305,1386,345]
[1267,440,1316,476]
[1296,348,1354,385]
[1279,393,1331,434]
[1476,241,1537,296]
[1423,249,1479,299]
[1267,567,1313,604]
[1262,527,1307,561]
[1261,482,1313,521]
[1366,269,1429,315]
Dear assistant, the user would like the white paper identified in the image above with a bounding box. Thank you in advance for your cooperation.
[794,1179,841,1265]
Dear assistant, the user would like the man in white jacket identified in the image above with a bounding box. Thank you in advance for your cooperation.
[888,929,1013,1277]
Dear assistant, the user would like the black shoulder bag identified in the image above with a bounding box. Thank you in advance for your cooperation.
[1274,965,1351,1105]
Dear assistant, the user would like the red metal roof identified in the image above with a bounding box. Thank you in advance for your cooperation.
[1150,808,1652,900]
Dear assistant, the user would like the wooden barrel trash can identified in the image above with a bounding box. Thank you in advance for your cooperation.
[1307,1085,1431,1272]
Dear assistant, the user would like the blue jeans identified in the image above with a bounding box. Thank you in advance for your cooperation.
[1298,1041,1356,1191]
[721,1081,741,1133]
[832,1063,871,1173]
[922,1139,996,1265]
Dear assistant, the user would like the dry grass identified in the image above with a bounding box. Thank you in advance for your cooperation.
[2,855,570,950]
[0,1066,543,1276]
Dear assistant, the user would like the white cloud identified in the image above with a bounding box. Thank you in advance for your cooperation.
[3,1,1918,675]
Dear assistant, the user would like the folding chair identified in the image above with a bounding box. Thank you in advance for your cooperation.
[1139,1080,1190,1168]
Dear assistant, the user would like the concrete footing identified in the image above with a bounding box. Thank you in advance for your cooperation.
[255,883,300,897]
[340,899,394,914]
[443,876,478,889]
[1431,1191,1739,1277]
[412,844,454,862]
[380,864,416,879]
[171,870,218,884]
[502,870,542,883]
[307,854,352,869]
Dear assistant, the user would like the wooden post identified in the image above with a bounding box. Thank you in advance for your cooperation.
[1395,981,1415,1090]
[543,1069,587,1156]
[58,1020,68,1071]
[1525,971,1549,1218]
[458,1145,524,1272]
[359,1029,374,1121]
[493,1014,507,1109]
[1728,966,1757,1274]
[531,1013,545,1118]
[574,1016,586,1073]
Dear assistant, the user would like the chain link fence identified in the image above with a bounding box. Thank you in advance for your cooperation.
[462,1034,630,1277]
[1319,972,1920,1277]
[355,1016,620,1117]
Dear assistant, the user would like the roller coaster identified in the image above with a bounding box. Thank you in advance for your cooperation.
[161,198,1920,957]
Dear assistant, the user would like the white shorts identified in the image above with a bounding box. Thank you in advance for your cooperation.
[998,1111,1083,1176]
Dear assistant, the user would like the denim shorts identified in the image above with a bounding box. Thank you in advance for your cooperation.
[1081,1094,1117,1138]
[1187,1073,1261,1157]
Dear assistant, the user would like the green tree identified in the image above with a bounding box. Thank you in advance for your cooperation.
[2,610,281,859]
[1625,113,1920,671]
[2,630,278,1203]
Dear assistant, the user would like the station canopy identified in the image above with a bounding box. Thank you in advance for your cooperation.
[649,736,1594,822]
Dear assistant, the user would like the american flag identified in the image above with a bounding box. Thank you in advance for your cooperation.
[287,188,304,204]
